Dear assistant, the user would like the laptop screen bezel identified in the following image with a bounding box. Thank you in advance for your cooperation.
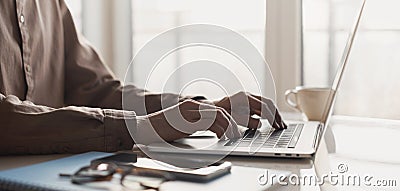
[312,0,367,151]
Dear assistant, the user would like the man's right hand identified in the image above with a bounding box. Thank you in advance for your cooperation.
[132,100,241,145]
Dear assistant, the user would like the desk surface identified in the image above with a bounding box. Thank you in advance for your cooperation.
[1,114,399,191]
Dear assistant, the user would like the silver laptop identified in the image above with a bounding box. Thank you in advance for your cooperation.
[147,0,366,159]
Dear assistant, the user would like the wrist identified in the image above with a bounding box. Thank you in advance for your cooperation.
[132,115,161,145]
[103,109,136,151]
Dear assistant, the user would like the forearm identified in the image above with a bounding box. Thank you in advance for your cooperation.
[0,94,134,155]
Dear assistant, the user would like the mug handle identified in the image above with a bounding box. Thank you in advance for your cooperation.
[285,89,301,111]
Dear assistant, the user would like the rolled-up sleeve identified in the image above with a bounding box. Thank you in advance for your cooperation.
[0,0,208,155]
[0,94,135,155]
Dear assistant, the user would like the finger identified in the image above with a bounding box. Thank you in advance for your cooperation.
[231,114,261,129]
[249,94,287,128]
[249,94,276,110]
[185,102,240,138]
[247,95,275,118]
[248,117,262,129]
[218,108,241,138]
[274,109,287,129]
[266,107,286,129]
[170,106,221,133]
[184,109,219,132]
[179,99,219,125]
[204,108,238,139]
[281,121,287,129]
[246,95,278,128]
[247,95,285,129]
[188,108,230,133]
[195,109,221,119]
[209,123,225,138]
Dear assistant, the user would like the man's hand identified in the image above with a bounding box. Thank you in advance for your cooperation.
[131,92,285,145]
[133,100,241,145]
[212,92,287,130]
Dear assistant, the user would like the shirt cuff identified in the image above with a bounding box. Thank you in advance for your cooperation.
[103,109,136,152]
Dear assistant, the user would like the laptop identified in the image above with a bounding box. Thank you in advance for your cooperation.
[147,0,366,159]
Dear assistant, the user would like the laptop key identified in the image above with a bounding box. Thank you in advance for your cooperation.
[237,141,252,147]
[288,124,304,148]
[224,138,240,146]
[243,129,257,139]
[263,144,275,148]
[226,124,304,149]
[273,124,299,148]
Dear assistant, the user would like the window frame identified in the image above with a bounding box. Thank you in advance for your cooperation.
[265,0,303,111]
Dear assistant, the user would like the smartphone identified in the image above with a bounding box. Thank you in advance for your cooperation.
[91,153,137,166]
[91,154,231,182]
[134,160,232,182]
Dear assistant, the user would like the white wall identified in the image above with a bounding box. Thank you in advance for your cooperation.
[265,0,303,111]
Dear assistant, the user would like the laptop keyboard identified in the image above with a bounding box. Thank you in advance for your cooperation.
[224,124,304,149]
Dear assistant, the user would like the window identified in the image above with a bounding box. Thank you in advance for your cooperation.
[64,0,133,80]
[65,0,399,119]
[131,0,267,100]
[303,0,400,119]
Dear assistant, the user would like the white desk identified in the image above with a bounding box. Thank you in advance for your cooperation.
[1,114,399,191]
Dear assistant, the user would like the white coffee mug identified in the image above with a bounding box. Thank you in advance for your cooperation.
[285,87,333,121]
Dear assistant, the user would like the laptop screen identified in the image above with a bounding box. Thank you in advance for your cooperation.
[320,0,366,126]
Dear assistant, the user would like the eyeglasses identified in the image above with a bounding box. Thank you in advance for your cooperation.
[60,162,174,190]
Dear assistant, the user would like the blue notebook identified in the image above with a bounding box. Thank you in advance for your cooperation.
[0,152,112,191]
[0,152,291,191]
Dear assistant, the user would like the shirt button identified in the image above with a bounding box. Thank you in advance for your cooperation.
[26,65,31,72]
[20,15,25,24]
